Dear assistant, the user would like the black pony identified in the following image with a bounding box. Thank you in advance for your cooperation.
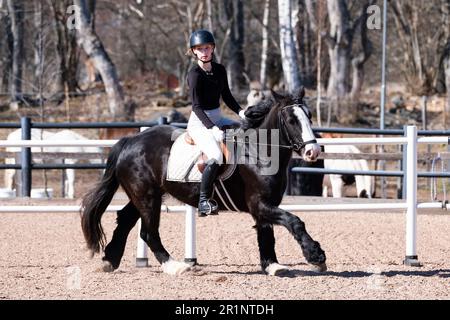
[81,88,327,276]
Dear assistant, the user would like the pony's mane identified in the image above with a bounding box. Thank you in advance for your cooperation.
[241,99,274,129]
[241,93,299,130]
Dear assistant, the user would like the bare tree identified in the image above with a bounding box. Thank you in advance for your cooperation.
[33,0,43,87]
[444,42,450,127]
[297,0,315,87]
[74,0,131,120]
[390,0,449,94]
[168,0,204,96]
[325,0,351,98]
[33,0,44,102]
[390,0,427,92]
[260,0,270,89]
[278,0,301,93]
[6,0,24,108]
[441,0,450,127]
[49,0,79,96]
[206,0,213,32]
[315,0,324,126]
[435,0,450,93]
[350,2,374,101]
[225,0,246,91]
[305,0,373,123]
[0,1,12,94]
[4,0,450,129]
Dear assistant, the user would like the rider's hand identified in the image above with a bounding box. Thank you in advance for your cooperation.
[238,109,246,120]
[211,126,224,142]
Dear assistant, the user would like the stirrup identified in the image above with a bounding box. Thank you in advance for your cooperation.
[198,199,219,217]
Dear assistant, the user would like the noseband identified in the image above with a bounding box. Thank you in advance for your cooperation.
[278,104,317,151]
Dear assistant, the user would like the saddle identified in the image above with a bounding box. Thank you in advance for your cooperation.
[183,132,233,172]
[166,130,237,183]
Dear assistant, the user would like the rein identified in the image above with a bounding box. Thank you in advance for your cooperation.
[223,103,316,151]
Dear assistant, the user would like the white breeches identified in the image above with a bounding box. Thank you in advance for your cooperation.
[187,108,237,164]
[188,126,223,164]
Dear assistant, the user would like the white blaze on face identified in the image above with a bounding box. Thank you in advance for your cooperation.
[292,106,321,161]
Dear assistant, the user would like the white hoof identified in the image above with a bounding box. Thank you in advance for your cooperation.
[310,263,327,273]
[162,257,191,275]
[265,263,289,276]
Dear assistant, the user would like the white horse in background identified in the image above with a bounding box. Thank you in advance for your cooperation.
[322,144,374,198]
[5,129,102,198]
[246,81,272,107]
[246,88,272,107]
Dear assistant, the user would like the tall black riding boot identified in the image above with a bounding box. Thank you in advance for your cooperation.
[198,160,220,217]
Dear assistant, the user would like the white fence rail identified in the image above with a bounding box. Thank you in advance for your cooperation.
[0,140,117,147]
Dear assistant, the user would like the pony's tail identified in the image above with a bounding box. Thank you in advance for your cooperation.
[80,137,130,255]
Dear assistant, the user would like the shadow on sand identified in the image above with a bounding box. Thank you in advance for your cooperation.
[199,263,450,279]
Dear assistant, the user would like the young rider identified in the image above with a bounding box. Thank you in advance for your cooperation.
[186,29,246,216]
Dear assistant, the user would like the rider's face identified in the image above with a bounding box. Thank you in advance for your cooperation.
[192,44,214,62]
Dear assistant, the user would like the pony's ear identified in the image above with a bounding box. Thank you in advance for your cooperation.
[296,86,305,100]
[270,90,284,102]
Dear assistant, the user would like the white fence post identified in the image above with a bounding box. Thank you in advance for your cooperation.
[136,219,148,267]
[184,205,197,266]
[401,125,408,199]
[404,125,421,266]
[135,205,198,268]
[136,126,150,267]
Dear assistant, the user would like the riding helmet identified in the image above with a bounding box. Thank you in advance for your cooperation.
[189,30,215,48]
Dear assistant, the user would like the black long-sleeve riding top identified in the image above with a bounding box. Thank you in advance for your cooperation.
[187,62,241,129]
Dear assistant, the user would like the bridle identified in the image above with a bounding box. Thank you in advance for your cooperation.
[277,104,317,151]
[225,102,317,152]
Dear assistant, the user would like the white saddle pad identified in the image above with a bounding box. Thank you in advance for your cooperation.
[166,132,203,182]
[166,132,236,183]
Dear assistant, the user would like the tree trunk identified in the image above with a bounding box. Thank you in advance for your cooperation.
[298,0,315,87]
[0,9,12,94]
[435,0,450,93]
[443,1,450,118]
[33,0,44,103]
[259,0,270,89]
[206,0,213,33]
[50,0,79,96]
[86,0,96,29]
[278,0,301,93]
[390,1,436,94]
[350,2,373,101]
[444,43,450,127]
[410,6,427,91]
[315,0,324,127]
[181,3,194,97]
[6,0,24,106]
[291,0,300,64]
[225,0,246,91]
[350,56,365,102]
[326,0,351,98]
[34,0,43,89]
[74,0,130,121]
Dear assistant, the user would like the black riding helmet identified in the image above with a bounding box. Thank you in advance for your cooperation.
[189,29,215,48]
